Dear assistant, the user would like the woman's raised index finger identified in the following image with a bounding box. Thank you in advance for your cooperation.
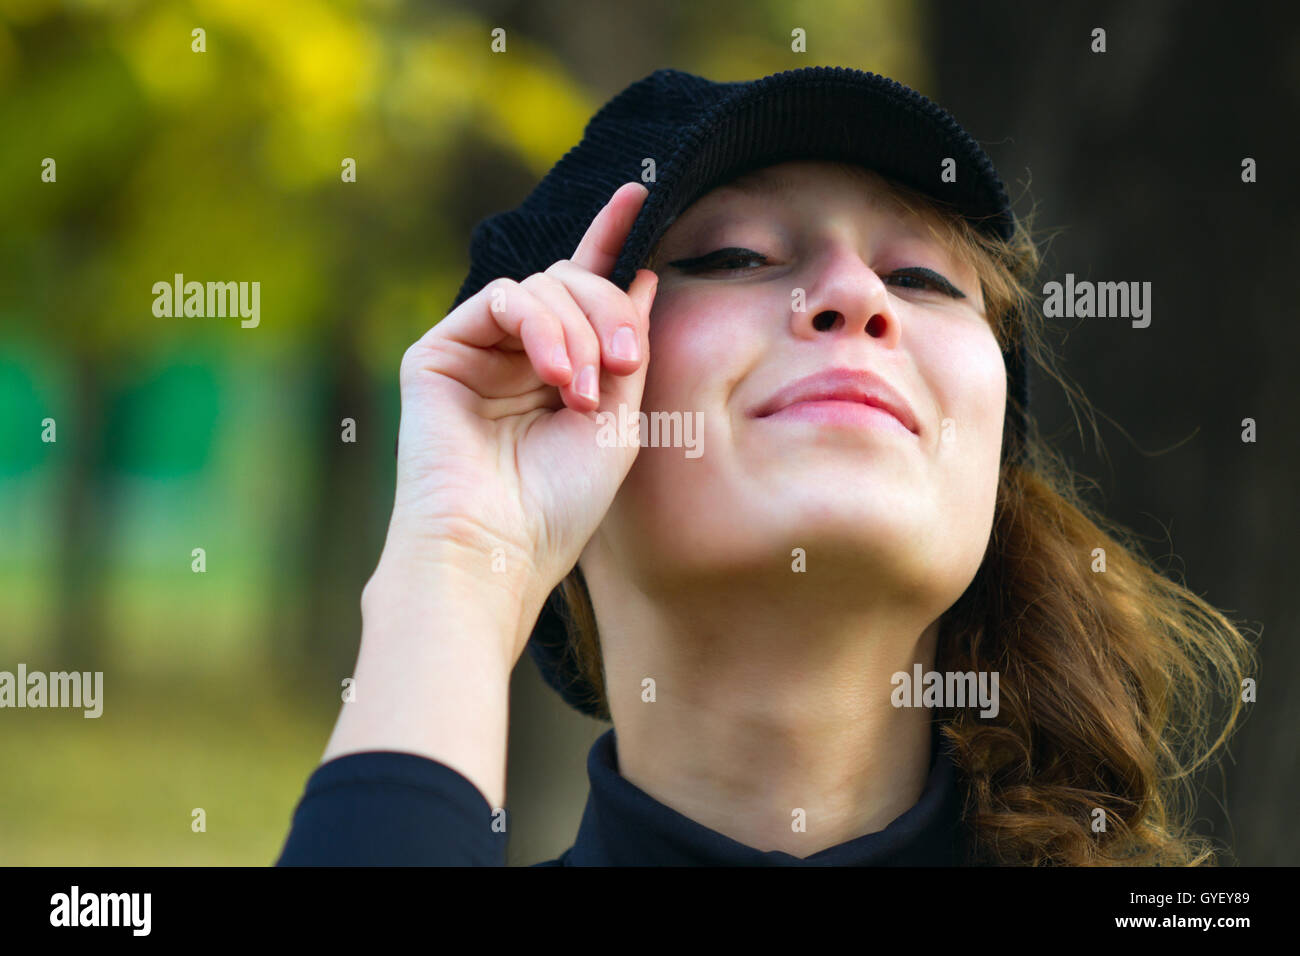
[569,182,649,279]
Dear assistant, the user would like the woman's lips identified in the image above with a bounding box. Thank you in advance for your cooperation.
[758,399,916,434]
[748,367,921,435]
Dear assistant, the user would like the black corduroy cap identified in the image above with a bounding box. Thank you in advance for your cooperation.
[447,65,1026,719]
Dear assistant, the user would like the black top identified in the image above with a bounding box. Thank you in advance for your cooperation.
[276,722,970,866]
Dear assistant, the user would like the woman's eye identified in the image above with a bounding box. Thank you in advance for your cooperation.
[886,268,966,299]
[666,247,768,273]
[665,252,964,298]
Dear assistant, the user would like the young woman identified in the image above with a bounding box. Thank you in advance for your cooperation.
[276,67,1254,866]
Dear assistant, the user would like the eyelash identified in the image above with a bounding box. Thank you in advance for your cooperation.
[669,247,964,298]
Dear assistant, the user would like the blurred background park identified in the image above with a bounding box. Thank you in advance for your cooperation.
[1,0,1296,865]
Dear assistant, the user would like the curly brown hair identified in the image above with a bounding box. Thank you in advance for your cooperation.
[554,166,1257,866]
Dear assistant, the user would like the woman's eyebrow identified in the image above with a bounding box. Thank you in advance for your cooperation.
[716,173,795,198]
[665,181,955,260]
[721,170,896,211]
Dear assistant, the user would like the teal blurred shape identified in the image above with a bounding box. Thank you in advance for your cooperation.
[106,359,220,476]
[0,354,51,477]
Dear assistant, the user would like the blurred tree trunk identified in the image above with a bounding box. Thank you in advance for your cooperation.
[54,351,107,673]
[930,0,1300,865]
[295,333,377,691]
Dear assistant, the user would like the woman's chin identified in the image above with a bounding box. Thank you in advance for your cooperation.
[658,508,934,573]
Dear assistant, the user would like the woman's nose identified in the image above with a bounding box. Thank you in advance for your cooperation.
[791,246,901,348]
[809,308,891,338]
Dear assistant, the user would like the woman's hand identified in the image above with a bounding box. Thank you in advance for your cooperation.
[323,183,656,806]
[382,181,658,666]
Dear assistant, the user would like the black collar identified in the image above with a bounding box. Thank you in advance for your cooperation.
[556,722,969,866]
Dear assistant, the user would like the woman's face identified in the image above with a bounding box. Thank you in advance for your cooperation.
[588,159,1006,614]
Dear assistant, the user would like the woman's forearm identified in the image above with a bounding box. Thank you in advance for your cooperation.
[321,540,528,811]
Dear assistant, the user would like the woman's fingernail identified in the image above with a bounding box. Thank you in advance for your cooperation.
[576,365,598,401]
[551,344,571,372]
[611,325,639,361]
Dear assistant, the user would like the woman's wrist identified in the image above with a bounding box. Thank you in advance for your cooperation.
[361,549,527,664]
[322,550,526,808]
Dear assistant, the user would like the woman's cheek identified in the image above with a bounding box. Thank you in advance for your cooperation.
[643,294,698,401]
[927,327,1006,443]
[644,300,745,411]
[951,342,1007,531]
[924,342,1004,543]
[627,311,764,564]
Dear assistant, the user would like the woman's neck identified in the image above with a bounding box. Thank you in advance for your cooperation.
[598,584,942,857]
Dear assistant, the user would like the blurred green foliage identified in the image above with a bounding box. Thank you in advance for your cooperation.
[0,0,924,864]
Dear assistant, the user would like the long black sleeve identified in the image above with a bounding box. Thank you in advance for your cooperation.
[275,751,508,866]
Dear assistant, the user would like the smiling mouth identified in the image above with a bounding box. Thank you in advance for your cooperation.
[757,399,916,434]
[748,368,920,436]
